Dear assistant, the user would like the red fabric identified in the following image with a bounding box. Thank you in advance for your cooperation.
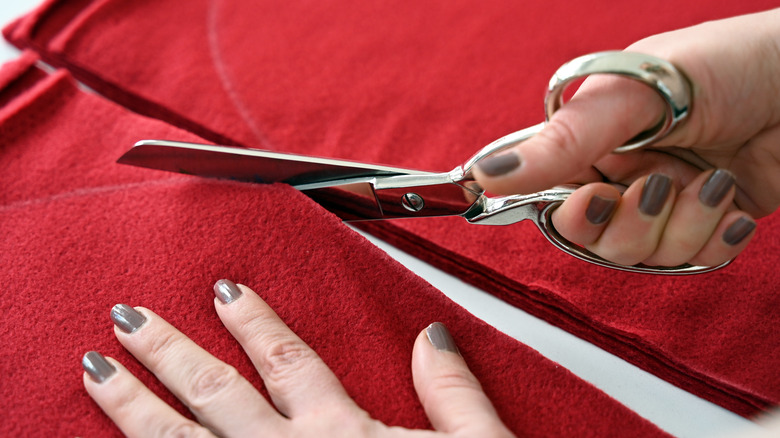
[0,53,672,437]
[4,0,779,417]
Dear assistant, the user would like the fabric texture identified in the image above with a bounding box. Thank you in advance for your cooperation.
[0,52,674,437]
[4,0,779,418]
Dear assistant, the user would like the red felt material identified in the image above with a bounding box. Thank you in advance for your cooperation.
[4,0,779,417]
[0,53,674,437]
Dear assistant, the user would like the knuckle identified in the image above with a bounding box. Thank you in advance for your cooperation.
[424,369,483,404]
[185,364,242,408]
[259,336,317,385]
[541,117,584,159]
[646,252,688,268]
[590,230,660,266]
[233,307,277,344]
[155,421,209,438]
[590,244,646,267]
[145,330,185,364]
[235,310,270,339]
[304,409,379,436]
[430,370,481,392]
[109,381,148,416]
[663,241,700,265]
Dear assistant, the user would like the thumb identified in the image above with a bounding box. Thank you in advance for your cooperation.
[472,74,665,195]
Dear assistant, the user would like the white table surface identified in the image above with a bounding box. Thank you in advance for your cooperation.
[0,2,762,436]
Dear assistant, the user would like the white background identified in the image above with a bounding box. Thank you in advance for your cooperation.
[0,2,762,436]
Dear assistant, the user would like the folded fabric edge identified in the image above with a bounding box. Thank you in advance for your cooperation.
[0,51,74,127]
[0,49,38,90]
[1,0,54,46]
[2,0,96,54]
[2,6,244,149]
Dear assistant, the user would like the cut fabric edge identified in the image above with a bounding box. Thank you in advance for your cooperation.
[0,50,73,127]
[354,220,774,417]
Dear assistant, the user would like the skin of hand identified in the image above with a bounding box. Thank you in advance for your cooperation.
[81,280,515,438]
[472,9,780,267]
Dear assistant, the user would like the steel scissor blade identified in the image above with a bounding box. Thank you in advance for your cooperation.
[118,140,471,222]
[118,140,432,186]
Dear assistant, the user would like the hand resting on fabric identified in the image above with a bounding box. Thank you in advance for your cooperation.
[473,9,780,268]
[82,280,780,437]
[81,280,515,437]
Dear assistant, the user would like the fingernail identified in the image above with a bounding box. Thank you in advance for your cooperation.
[699,169,735,207]
[585,195,618,225]
[426,322,459,354]
[82,351,116,383]
[723,217,756,246]
[110,304,147,334]
[477,152,521,176]
[214,279,243,304]
[639,174,672,216]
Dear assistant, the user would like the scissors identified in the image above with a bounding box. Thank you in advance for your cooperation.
[118,51,728,275]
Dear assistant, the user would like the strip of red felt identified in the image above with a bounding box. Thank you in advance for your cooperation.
[0,53,675,437]
[4,0,779,416]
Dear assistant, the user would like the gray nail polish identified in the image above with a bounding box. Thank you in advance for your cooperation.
[699,169,735,207]
[82,351,116,383]
[723,217,756,246]
[585,195,618,225]
[426,322,459,354]
[214,279,243,304]
[110,304,147,334]
[477,153,520,176]
[639,174,672,216]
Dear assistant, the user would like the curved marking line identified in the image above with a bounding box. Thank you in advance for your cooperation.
[207,0,275,149]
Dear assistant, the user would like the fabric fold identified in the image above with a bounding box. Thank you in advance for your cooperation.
[4,0,779,417]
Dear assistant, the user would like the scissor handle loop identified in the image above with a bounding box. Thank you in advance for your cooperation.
[460,51,722,274]
[464,186,730,274]
[545,51,691,153]
[535,199,730,275]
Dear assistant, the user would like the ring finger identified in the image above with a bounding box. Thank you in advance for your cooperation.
[212,280,361,419]
[643,169,736,266]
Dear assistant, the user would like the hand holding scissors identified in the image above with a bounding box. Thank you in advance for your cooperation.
[119,47,766,274]
[473,11,780,271]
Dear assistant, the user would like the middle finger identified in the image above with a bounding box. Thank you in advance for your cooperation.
[587,173,676,265]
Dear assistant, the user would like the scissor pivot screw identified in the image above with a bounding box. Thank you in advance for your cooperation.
[402,193,425,212]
